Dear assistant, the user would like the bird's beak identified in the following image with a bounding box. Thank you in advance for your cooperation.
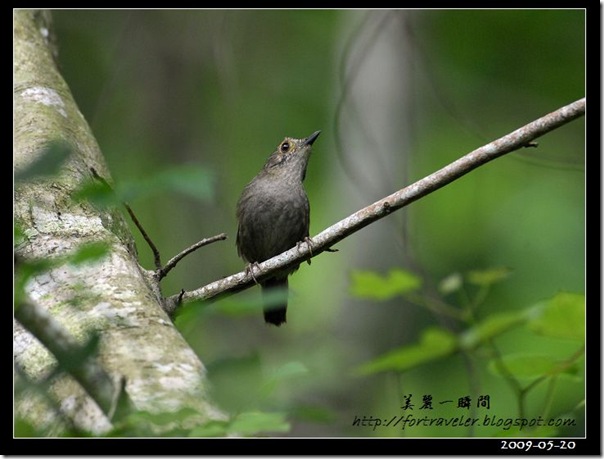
[304,131,321,146]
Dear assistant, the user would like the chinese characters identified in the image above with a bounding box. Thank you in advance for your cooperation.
[401,394,491,410]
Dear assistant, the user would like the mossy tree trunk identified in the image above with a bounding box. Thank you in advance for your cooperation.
[14,9,223,435]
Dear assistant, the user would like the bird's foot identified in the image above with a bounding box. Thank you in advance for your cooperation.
[245,262,261,284]
[297,237,314,265]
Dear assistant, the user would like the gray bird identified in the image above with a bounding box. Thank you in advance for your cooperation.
[236,131,320,325]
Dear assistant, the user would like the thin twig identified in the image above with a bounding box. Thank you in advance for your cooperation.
[91,168,226,277]
[90,167,162,269]
[156,233,228,281]
[124,203,162,270]
[165,98,585,313]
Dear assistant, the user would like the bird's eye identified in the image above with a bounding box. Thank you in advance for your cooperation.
[280,141,290,153]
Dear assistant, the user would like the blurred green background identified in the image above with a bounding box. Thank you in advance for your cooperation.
[52,9,585,437]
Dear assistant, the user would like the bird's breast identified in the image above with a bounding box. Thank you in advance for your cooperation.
[237,180,309,262]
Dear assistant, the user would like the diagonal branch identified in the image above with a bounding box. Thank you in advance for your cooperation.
[15,297,134,422]
[165,97,585,315]
[156,233,228,281]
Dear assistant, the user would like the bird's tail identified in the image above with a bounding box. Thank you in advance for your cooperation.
[261,277,288,326]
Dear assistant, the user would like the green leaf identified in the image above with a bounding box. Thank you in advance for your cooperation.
[111,407,202,436]
[291,404,336,424]
[14,225,26,246]
[356,327,457,375]
[488,353,581,380]
[117,166,215,203]
[350,269,421,300]
[74,165,215,208]
[14,257,55,306]
[228,411,290,435]
[155,166,215,201]
[135,407,199,426]
[15,140,71,181]
[14,419,42,437]
[73,179,117,207]
[15,243,111,306]
[188,420,229,437]
[467,267,512,286]
[68,242,110,265]
[527,292,585,341]
[438,272,463,295]
[459,311,527,350]
[58,334,101,373]
[262,361,309,397]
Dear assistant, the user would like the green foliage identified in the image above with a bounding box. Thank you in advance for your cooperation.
[72,177,115,207]
[228,411,290,435]
[67,241,111,266]
[351,267,585,436]
[15,140,72,182]
[57,333,102,373]
[109,407,286,437]
[527,292,585,341]
[204,353,311,412]
[14,239,111,310]
[117,166,215,203]
[467,267,512,287]
[40,9,584,439]
[174,296,265,328]
[459,311,526,350]
[356,289,584,378]
[15,396,290,437]
[488,354,581,380]
[15,240,110,282]
[188,411,289,437]
[350,269,422,300]
[108,408,196,436]
[74,165,215,207]
[438,272,463,295]
[14,419,45,437]
[262,361,309,397]
[14,257,53,307]
[174,287,291,329]
[291,404,337,424]
[356,327,457,375]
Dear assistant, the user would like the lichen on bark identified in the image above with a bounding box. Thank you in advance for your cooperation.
[14,9,224,435]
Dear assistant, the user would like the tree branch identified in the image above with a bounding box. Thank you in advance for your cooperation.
[166,97,585,312]
[90,167,227,280]
[156,233,228,281]
[124,203,162,269]
[15,298,134,422]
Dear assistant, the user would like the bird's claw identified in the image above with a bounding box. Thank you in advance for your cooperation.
[245,262,261,284]
[297,237,314,265]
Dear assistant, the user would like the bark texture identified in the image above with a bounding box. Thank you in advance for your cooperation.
[14,10,223,434]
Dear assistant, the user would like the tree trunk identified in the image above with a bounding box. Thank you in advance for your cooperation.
[14,9,223,435]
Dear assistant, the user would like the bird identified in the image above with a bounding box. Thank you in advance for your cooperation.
[236,131,320,326]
